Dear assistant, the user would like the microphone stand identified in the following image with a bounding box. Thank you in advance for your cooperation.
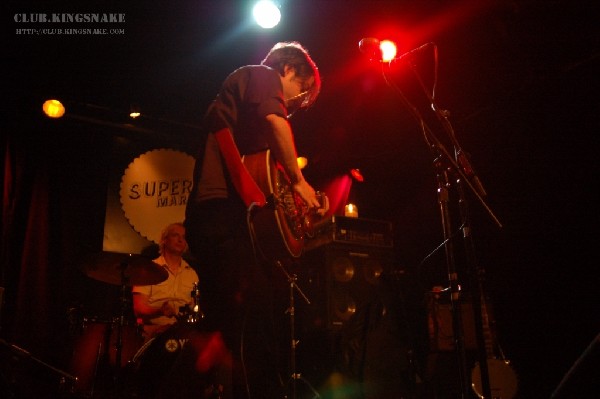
[455,177,493,399]
[382,48,502,399]
[404,54,500,399]
[275,261,320,399]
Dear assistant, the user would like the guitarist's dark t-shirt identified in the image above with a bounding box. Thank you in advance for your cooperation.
[192,65,287,203]
[184,65,290,399]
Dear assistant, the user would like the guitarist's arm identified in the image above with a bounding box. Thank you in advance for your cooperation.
[264,113,321,209]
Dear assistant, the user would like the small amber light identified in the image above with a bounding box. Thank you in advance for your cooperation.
[42,99,65,118]
[297,157,308,170]
[129,104,141,119]
[344,203,358,218]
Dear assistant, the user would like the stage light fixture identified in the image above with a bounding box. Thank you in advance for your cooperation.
[379,40,398,62]
[253,0,281,29]
[42,99,65,118]
[350,168,364,182]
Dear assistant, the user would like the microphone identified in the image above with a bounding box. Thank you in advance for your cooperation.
[358,37,381,60]
[358,37,380,53]
[457,150,487,197]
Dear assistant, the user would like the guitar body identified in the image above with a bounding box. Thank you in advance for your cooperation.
[471,359,518,399]
[242,150,322,260]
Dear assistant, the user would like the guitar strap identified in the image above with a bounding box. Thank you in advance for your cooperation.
[213,127,267,208]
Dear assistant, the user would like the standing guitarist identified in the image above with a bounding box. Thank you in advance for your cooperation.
[184,41,322,399]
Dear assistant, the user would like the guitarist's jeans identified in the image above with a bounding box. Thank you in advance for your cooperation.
[185,198,287,398]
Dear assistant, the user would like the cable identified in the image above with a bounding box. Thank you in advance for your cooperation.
[246,201,265,263]
[418,223,466,270]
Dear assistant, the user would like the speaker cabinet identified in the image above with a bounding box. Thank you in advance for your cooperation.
[299,244,395,331]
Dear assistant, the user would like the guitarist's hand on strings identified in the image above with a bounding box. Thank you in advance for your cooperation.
[265,113,328,215]
[293,178,328,215]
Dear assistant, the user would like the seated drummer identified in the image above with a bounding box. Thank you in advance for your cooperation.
[132,222,200,340]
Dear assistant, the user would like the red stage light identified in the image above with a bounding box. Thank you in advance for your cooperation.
[350,168,364,182]
[379,40,397,62]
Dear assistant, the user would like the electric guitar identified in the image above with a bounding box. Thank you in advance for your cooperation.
[242,150,328,260]
[471,295,519,398]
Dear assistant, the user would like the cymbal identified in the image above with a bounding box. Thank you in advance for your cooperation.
[83,252,168,286]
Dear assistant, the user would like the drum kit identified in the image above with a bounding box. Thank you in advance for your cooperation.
[71,251,215,398]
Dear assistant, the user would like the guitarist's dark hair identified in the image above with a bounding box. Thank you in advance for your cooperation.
[261,41,321,108]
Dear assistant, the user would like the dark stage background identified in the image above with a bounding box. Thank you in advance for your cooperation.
[2,1,598,398]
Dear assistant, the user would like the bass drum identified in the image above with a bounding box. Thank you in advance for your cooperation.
[125,322,230,398]
[69,317,143,395]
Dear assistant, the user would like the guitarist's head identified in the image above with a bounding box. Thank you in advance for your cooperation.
[261,42,321,112]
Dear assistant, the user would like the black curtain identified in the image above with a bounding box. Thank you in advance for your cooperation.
[1,112,113,395]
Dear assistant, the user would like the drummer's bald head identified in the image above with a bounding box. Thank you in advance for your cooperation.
[159,222,187,255]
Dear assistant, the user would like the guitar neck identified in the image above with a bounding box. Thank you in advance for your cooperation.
[480,296,496,359]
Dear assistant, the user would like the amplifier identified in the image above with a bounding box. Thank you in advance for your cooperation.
[305,216,393,251]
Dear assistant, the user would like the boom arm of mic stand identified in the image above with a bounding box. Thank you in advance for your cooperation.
[433,129,502,229]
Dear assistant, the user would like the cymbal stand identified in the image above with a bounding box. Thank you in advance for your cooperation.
[275,261,321,399]
[98,260,133,398]
[115,260,130,371]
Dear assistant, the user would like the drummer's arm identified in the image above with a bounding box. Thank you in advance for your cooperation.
[132,292,176,322]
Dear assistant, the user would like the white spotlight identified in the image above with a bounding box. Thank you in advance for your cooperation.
[253,0,281,29]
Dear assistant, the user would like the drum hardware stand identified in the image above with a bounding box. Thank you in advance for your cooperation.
[191,281,205,322]
[275,261,321,399]
[114,261,131,371]
[82,268,131,397]
[106,259,133,396]
[379,47,502,398]
[1,337,78,393]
